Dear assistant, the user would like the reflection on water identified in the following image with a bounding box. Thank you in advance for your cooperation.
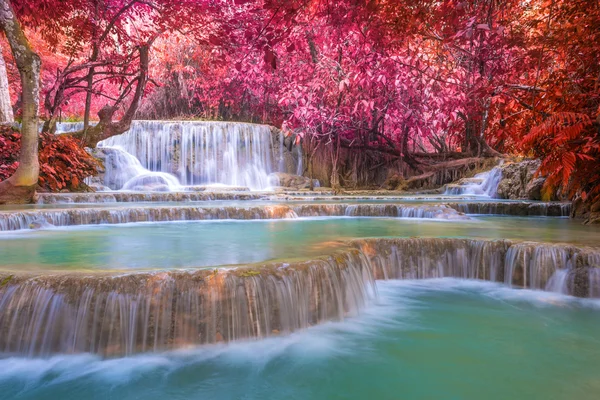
[1,216,598,271]
[1,280,600,400]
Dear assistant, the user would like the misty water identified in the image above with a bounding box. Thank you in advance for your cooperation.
[1,280,600,400]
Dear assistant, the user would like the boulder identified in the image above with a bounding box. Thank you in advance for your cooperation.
[525,177,545,200]
[383,173,405,190]
[496,160,553,200]
[88,183,111,192]
[29,218,54,230]
[571,196,600,225]
[268,172,319,190]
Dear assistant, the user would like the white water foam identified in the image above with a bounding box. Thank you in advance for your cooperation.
[445,167,503,197]
[56,121,296,191]
[99,121,278,191]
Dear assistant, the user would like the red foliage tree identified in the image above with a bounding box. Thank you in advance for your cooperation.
[0,126,98,192]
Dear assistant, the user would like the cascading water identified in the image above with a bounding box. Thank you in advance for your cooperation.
[0,250,375,357]
[54,121,86,133]
[445,167,503,197]
[99,146,180,191]
[55,121,299,191]
[545,270,571,294]
[1,237,599,357]
[99,121,279,190]
[448,201,571,216]
[0,203,472,231]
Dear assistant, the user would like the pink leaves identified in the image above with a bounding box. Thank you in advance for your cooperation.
[264,48,277,69]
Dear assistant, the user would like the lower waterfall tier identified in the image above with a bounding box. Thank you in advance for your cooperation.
[1,238,599,357]
[0,201,575,231]
[0,204,470,231]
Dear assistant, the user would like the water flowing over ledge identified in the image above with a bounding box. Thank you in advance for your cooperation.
[1,238,598,357]
[56,121,302,191]
[96,121,290,190]
[33,193,572,217]
[36,191,266,204]
[446,201,571,216]
[0,204,469,231]
[444,167,503,197]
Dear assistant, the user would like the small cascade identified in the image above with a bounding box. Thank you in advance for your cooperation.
[0,205,299,231]
[0,204,470,231]
[35,191,264,204]
[54,121,86,133]
[445,167,503,197]
[447,201,571,217]
[352,238,600,296]
[1,237,599,357]
[0,251,374,357]
[292,204,469,220]
[98,121,279,190]
[502,243,581,289]
[545,270,571,294]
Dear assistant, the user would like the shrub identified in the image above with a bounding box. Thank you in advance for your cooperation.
[0,125,98,191]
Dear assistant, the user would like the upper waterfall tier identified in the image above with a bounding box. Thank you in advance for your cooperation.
[56,121,299,191]
[99,121,278,190]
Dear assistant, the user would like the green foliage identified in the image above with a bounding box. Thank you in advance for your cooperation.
[0,275,13,287]
[237,269,261,278]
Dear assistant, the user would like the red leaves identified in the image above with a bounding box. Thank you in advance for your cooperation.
[263,48,277,69]
[36,133,99,191]
[1,126,98,192]
[209,35,223,46]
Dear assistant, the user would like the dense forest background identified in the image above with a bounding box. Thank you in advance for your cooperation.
[0,0,598,203]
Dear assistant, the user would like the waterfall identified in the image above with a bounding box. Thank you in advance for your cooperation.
[1,237,599,357]
[0,250,375,357]
[54,121,297,191]
[447,201,571,216]
[0,203,470,231]
[445,167,503,197]
[98,121,278,190]
[54,121,86,133]
[545,270,571,294]
[100,146,180,191]
[35,191,264,204]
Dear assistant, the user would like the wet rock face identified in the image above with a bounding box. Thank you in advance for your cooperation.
[571,196,600,225]
[496,160,550,200]
[86,147,108,187]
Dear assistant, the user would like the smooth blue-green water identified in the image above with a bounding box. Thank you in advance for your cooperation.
[1,216,599,271]
[1,279,599,400]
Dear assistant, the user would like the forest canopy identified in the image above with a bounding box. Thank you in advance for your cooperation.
[1,0,599,202]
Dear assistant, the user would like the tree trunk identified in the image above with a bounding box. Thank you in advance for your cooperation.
[0,0,41,204]
[69,45,150,148]
[330,133,341,189]
[0,42,13,123]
